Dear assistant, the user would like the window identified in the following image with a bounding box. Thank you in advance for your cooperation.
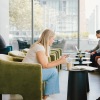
[33,0,78,52]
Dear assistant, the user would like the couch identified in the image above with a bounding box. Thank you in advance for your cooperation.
[0,46,12,55]
[0,54,42,100]
[17,40,30,50]
[8,50,25,62]
[0,35,12,54]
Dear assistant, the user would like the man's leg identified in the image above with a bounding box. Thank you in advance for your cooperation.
[90,53,100,67]
[96,97,100,100]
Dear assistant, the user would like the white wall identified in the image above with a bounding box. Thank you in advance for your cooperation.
[0,0,9,45]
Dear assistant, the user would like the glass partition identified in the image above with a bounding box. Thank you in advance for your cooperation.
[9,0,32,50]
[33,0,79,53]
[9,0,79,52]
[80,0,100,51]
[9,0,100,53]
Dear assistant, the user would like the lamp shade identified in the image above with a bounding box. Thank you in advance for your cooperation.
[0,35,6,49]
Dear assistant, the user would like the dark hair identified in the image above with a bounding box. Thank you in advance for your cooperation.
[96,30,100,34]
[0,35,6,49]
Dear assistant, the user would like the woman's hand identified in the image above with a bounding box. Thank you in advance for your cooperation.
[85,50,90,52]
[60,55,69,64]
[37,51,69,68]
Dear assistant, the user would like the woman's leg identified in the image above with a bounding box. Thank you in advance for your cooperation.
[42,68,60,96]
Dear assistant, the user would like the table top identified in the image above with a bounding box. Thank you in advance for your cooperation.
[67,52,90,55]
[70,57,90,60]
[68,65,98,71]
[72,61,92,64]
[82,57,90,60]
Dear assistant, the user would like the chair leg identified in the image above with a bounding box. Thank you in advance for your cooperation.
[0,94,2,100]
[42,81,46,96]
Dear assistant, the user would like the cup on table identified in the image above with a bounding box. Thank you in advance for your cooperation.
[66,62,73,70]
[66,57,73,70]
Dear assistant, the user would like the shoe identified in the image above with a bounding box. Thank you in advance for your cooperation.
[46,97,53,100]
[42,97,53,100]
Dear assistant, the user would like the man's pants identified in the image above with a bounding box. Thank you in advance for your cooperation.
[90,53,100,67]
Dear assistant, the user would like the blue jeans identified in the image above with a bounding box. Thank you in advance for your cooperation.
[42,68,60,95]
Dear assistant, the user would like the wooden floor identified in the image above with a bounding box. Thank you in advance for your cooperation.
[2,66,100,100]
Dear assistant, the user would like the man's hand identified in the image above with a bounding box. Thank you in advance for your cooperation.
[90,51,96,55]
[85,50,90,52]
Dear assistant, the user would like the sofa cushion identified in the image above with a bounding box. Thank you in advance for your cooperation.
[0,54,13,61]
[8,51,26,58]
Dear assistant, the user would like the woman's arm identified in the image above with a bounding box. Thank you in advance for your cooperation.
[36,51,67,68]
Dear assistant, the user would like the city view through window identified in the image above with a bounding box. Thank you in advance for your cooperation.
[9,0,100,52]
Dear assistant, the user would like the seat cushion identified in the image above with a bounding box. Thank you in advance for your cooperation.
[8,51,26,58]
[0,54,13,61]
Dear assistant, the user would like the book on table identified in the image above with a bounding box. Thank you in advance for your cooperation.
[71,66,98,71]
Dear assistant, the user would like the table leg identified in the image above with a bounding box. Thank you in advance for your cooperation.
[0,94,2,100]
[67,71,87,100]
[74,64,90,92]
[85,71,90,92]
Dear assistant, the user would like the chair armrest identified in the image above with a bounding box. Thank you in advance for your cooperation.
[0,60,42,100]
[95,56,100,62]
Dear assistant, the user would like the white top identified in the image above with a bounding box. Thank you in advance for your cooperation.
[22,44,45,64]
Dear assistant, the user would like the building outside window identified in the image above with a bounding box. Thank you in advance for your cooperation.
[9,0,100,52]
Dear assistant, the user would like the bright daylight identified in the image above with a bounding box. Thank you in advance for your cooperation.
[0,0,100,100]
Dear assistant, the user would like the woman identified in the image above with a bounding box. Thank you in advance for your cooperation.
[22,29,68,100]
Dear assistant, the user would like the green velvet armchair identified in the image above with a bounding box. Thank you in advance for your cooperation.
[8,50,25,62]
[50,48,62,71]
[0,54,42,100]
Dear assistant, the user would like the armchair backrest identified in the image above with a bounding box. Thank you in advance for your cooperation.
[8,50,25,58]
[8,51,26,62]
[0,54,42,100]
[22,48,29,53]
[0,54,13,61]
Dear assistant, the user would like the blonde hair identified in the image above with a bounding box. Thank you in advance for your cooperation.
[37,29,55,56]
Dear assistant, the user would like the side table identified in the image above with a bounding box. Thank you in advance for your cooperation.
[67,70,87,100]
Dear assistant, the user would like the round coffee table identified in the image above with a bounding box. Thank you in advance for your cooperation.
[67,70,88,100]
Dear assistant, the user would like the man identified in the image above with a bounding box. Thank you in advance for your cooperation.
[85,30,100,67]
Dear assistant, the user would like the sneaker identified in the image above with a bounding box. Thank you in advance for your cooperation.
[46,97,53,100]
